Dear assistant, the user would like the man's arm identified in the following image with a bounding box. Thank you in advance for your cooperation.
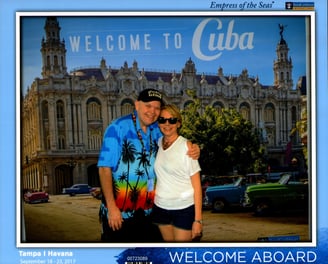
[99,167,123,231]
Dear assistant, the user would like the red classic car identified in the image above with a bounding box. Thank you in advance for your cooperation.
[90,187,102,200]
[23,190,49,204]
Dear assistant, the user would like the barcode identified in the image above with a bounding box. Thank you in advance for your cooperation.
[125,262,152,264]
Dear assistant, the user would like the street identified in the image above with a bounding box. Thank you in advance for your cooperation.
[22,194,310,243]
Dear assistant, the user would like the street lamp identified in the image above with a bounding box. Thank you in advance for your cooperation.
[66,158,77,180]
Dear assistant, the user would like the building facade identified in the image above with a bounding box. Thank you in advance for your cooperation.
[21,17,306,194]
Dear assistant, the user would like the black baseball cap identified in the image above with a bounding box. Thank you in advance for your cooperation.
[138,89,163,104]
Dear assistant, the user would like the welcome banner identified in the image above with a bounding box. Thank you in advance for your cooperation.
[21,14,307,94]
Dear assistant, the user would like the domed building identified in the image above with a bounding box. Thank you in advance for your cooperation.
[21,17,306,194]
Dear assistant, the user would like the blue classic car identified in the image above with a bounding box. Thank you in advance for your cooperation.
[62,184,93,196]
[204,176,261,212]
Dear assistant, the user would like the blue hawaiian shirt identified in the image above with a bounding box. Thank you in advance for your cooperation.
[98,110,162,219]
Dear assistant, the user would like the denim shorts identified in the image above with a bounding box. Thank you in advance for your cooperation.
[152,204,195,230]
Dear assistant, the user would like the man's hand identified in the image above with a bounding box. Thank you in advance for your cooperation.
[107,204,123,231]
[99,167,124,231]
[187,142,200,160]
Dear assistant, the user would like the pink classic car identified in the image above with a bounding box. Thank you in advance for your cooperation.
[23,190,49,204]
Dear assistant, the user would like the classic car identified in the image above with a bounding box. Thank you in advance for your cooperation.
[204,176,260,212]
[264,171,300,182]
[24,190,49,204]
[90,187,102,200]
[243,173,308,215]
[62,184,93,196]
[201,175,240,198]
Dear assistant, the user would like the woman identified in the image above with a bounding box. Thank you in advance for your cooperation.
[152,104,203,242]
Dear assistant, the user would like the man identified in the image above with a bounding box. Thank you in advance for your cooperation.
[98,88,199,242]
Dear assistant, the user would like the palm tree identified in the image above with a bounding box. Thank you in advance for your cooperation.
[136,151,153,209]
[150,138,159,158]
[129,185,141,210]
[127,168,147,210]
[134,168,146,190]
[118,171,133,190]
[120,139,137,210]
[112,178,119,200]
[137,151,151,178]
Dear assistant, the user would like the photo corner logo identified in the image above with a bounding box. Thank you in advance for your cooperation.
[285,2,293,10]
[285,2,315,10]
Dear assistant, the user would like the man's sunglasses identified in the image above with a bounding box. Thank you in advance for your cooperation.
[158,117,178,124]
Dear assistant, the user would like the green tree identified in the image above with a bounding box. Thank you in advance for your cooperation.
[292,109,308,167]
[180,99,264,175]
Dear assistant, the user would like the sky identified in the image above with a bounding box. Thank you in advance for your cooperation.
[20,14,307,94]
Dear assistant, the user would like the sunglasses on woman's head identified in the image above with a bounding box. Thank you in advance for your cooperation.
[158,117,178,124]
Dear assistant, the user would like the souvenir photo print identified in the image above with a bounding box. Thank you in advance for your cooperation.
[17,11,315,247]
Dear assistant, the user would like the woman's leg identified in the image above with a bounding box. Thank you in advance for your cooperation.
[158,224,175,242]
[173,227,192,242]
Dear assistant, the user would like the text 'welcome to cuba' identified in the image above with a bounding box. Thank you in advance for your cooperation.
[68,18,254,62]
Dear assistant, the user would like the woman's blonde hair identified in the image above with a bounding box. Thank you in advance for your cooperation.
[161,104,182,124]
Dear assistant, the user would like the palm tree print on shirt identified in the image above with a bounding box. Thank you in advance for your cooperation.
[120,139,136,210]
[117,138,155,213]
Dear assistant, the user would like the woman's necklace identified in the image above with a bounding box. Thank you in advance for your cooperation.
[162,135,179,150]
